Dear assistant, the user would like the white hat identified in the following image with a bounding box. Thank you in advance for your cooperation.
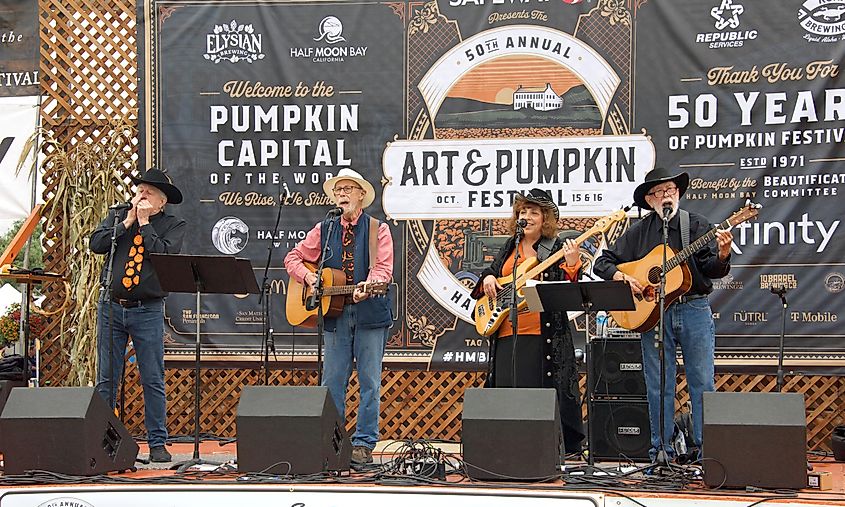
[323,168,376,209]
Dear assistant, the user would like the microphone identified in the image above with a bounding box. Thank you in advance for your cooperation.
[770,285,787,296]
[109,202,132,211]
[281,178,291,200]
[662,204,673,219]
[326,206,343,217]
[516,218,528,228]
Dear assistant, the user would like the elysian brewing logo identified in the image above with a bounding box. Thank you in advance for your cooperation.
[799,0,845,42]
[696,0,757,49]
[204,20,264,63]
[289,16,369,63]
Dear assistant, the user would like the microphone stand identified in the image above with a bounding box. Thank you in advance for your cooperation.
[258,181,287,385]
[654,207,673,470]
[99,210,122,413]
[773,286,788,392]
[509,223,523,385]
[311,210,339,384]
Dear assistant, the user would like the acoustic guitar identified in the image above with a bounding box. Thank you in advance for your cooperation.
[609,201,761,332]
[473,210,628,337]
[286,262,389,327]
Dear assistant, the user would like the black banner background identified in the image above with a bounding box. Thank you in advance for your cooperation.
[140,0,845,371]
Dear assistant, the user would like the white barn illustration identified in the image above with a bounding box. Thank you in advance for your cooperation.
[512,83,563,111]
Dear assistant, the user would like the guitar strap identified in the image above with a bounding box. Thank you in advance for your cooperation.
[680,209,690,250]
[536,236,556,262]
[368,216,379,271]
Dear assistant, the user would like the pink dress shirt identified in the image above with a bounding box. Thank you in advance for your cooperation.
[284,210,394,284]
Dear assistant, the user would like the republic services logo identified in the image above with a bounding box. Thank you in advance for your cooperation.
[711,0,744,30]
[314,16,346,44]
[204,20,265,63]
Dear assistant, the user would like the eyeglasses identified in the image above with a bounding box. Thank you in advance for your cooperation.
[333,185,362,195]
[646,186,678,198]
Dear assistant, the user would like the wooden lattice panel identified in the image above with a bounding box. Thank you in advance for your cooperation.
[113,362,843,453]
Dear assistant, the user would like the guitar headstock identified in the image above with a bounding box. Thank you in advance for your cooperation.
[726,200,762,228]
[590,209,629,234]
[362,280,389,296]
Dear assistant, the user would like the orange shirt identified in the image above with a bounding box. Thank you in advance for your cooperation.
[498,242,581,338]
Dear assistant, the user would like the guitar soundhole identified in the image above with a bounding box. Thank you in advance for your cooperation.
[647,267,662,284]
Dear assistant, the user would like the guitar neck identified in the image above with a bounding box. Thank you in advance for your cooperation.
[322,284,358,296]
[666,218,731,270]
[522,227,594,281]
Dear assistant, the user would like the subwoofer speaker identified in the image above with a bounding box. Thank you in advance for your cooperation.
[236,386,351,475]
[0,387,139,475]
[703,392,806,489]
[461,388,560,480]
[589,399,651,461]
[589,338,646,397]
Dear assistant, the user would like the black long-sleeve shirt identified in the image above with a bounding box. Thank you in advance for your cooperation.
[593,209,731,296]
[90,209,187,300]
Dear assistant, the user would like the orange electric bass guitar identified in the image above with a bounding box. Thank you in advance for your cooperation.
[473,210,628,337]
[286,263,389,327]
[609,202,761,332]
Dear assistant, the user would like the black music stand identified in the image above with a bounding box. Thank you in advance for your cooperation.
[523,279,634,473]
[149,254,259,471]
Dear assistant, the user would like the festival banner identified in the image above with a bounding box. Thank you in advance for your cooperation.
[0,0,39,221]
[142,0,845,371]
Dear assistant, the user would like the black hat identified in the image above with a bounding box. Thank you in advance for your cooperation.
[633,167,689,209]
[130,167,183,204]
[514,188,559,219]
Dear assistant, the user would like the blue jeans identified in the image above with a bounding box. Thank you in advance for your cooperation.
[95,299,168,448]
[322,304,388,450]
[640,297,715,461]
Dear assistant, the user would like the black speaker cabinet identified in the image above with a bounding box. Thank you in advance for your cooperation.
[236,386,351,475]
[0,387,139,475]
[703,392,806,489]
[589,338,646,397]
[462,388,560,480]
[589,399,651,461]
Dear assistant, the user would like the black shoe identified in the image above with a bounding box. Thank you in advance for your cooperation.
[149,445,172,463]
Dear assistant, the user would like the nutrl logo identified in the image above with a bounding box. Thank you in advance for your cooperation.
[711,0,744,30]
[314,16,346,44]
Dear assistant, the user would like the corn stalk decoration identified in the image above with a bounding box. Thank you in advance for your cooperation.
[18,121,135,385]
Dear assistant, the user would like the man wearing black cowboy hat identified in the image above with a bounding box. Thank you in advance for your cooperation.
[594,167,733,464]
[90,167,186,463]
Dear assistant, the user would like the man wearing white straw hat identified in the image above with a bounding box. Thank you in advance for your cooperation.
[284,168,394,465]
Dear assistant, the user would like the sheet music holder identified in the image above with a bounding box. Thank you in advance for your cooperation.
[149,254,259,471]
[523,279,634,473]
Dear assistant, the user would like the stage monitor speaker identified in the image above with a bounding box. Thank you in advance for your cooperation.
[236,385,351,475]
[0,387,139,475]
[589,338,646,397]
[589,399,651,461]
[461,388,560,480]
[703,392,806,489]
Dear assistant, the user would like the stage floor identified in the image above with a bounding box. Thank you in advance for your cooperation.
[1,440,843,507]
